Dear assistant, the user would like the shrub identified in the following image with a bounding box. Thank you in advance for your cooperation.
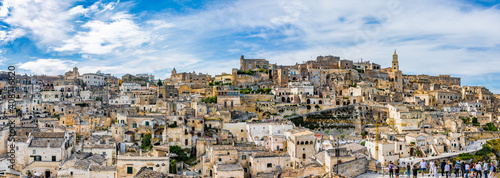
[483,122,498,131]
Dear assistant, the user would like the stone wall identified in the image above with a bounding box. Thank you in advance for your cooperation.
[465,132,500,141]
[332,157,368,178]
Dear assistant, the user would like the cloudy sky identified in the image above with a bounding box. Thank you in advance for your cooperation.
[0,0,499,93]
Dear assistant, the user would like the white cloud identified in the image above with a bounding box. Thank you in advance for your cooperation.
[0,0,120,44]
[0,29,25,42]
[146,20,175,30]
[18,59,77,75]
[55,12,151,55]
[0,0,77,43]
[164,0,500,77]
[3,0,500,92]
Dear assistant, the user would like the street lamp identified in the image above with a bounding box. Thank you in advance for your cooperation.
[336,137,340,174]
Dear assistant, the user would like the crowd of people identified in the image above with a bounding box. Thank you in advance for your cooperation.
[387,159,498,178]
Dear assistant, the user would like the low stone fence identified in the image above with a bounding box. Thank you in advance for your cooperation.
[333,157,368,178]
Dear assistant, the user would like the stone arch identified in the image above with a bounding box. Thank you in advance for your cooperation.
[319,100,323,104]
[286,97,291,103]
[306,99,311,104]
[300,141,304,145]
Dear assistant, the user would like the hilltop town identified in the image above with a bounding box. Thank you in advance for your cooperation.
[0,51,499,178]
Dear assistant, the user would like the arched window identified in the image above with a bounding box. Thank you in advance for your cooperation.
[305,141,309,144]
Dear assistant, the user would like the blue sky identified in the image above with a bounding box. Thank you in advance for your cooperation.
[0,0,500,93]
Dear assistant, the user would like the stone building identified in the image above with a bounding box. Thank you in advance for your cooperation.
[170,68,211,85]
[157,85,179,99]
[286,129,316,169]
[239,55,270,71]
[248,152,291,177]
[116,147,169,178]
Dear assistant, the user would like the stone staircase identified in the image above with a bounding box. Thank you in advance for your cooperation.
[432,145,440,156]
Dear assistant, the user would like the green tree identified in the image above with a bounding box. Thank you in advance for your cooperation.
[306,105,311,110]
[169,159,177,174]
[170,145,188,162]
[157,79,163,86]
[472,117,480,126]
[361,141,365,146]
[140,133,152,150]
[483,122,498,131]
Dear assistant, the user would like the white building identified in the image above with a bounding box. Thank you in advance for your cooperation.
[120,83,142,93]
[246,122,294,146]
[82,73,105,87]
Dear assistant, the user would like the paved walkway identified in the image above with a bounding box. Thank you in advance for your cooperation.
[359,139,494,178]
[356,172,471,178]
[398,139,491,166]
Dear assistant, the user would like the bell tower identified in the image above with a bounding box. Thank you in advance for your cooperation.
[392,49,399,71]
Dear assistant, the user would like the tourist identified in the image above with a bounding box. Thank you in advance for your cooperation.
[476,162,482,178]
[465,162,470,178]
[490,162,496,178]
[484,161,489,177]
[407,163,411,177]
[455,161,461,177]
[429,160,435,177]
[441,160,446,176]
[445,161,451,178]
[433,165,439,178]
[420,159,427,176]
[462,161,466,177]
[413,165,419,178]
[395,165,400,178]
[471,163,476,178]
[388,161,394,178]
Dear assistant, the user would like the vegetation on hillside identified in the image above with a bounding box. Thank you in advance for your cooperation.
[456,139,500,162]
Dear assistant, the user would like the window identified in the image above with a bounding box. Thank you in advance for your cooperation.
[33,150,36,154]
[34,156,41,161]
[52,156,56,161]
[127,167,133,174]
[267,163,272,168]
[242,155,246,160]
[133,123,137,128]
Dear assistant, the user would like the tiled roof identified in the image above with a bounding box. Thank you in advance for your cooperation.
[74,159,91,170]
[32,132,65,138]
[134,167,166,178]
[90,165,116,172]
[251,152,289,158]
[29,138,64,148]
[216,163,243,171]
